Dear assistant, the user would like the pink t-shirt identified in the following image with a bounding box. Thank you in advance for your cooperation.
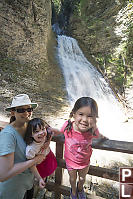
[61,121,99,169]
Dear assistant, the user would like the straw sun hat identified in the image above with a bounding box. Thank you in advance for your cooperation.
[5,94,38,111]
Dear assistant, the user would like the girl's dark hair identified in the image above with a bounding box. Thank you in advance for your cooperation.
[24,118,45,145]
[65,97,98,133]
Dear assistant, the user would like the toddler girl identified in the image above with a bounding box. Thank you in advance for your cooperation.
[52,97,105,199]
[25,118,57,182]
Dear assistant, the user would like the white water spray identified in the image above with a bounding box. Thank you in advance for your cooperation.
[57,35,127,140]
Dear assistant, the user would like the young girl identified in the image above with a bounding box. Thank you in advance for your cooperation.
[25,118,57,182]
[52,97,105,199]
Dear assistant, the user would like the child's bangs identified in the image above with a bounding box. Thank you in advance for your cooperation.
[32,119,44,132]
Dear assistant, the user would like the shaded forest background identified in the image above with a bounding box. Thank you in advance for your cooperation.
[52,0,133,94]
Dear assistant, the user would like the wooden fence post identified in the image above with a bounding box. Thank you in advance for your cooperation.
[55,140,64,199]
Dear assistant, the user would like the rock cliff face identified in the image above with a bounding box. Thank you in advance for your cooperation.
[0,0,51,64]
[0,0,66,118]
[0,0,132,119]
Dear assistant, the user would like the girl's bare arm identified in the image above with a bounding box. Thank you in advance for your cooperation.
[50,128,62,136]
[30,165,42,181]
[30,166,45,189]
[0,152,45,182]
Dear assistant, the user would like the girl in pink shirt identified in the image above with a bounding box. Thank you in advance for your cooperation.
[52,97,105,199]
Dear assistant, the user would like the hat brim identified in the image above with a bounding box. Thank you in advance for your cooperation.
[5,103,38,111]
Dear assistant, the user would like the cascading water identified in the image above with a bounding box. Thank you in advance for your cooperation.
[57,35,127,140]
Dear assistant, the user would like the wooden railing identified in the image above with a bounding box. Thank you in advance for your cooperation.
[0,121,133,198]
[45,135,133,198]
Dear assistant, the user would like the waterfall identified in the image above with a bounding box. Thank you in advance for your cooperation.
[56,35,127,140]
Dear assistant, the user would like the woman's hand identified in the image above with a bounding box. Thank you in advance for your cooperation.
[34,154,45,165]
[39,178,46,189]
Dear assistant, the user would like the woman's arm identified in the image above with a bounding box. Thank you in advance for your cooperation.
[0,152,45,182]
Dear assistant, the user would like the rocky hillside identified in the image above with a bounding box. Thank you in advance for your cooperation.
[0,0,66,119]
[0,0,132,120]
[0,0,51,65]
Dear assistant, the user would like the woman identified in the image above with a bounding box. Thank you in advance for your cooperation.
[0,94,45,199]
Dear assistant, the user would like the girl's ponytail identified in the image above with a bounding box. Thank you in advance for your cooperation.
[64,110,74,134]
[64,119,72,133]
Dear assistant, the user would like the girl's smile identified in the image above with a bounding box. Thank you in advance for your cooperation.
[32,125,47,143]
[73,106,95,132]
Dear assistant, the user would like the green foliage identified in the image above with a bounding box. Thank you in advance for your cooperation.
[94,51,132,94]
[86,0,133,94]
[125,23,133,64]
[52,0,133,94]
[111,60,125,93]
[52,0,62,14]
[52,0,80,16]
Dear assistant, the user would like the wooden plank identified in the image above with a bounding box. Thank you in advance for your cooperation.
[89,165,118,181]
[45,181,106,198]
[56,158,119,181]
[92,138,133,154]
[52,135,133,154]
[55,142,64,199]
[88,196,106,199]
[0,121,133,154]
[46,181,70,196]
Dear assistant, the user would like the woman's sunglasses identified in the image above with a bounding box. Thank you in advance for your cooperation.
[14,107,33,113]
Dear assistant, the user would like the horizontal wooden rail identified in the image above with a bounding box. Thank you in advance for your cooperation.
[0,120,132,198]
[56,158,119,181]
[45,181,105,198]
[52,135,133,154]
[46,181,70,196]
[92,139,133,154]
[1,122,133,154]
